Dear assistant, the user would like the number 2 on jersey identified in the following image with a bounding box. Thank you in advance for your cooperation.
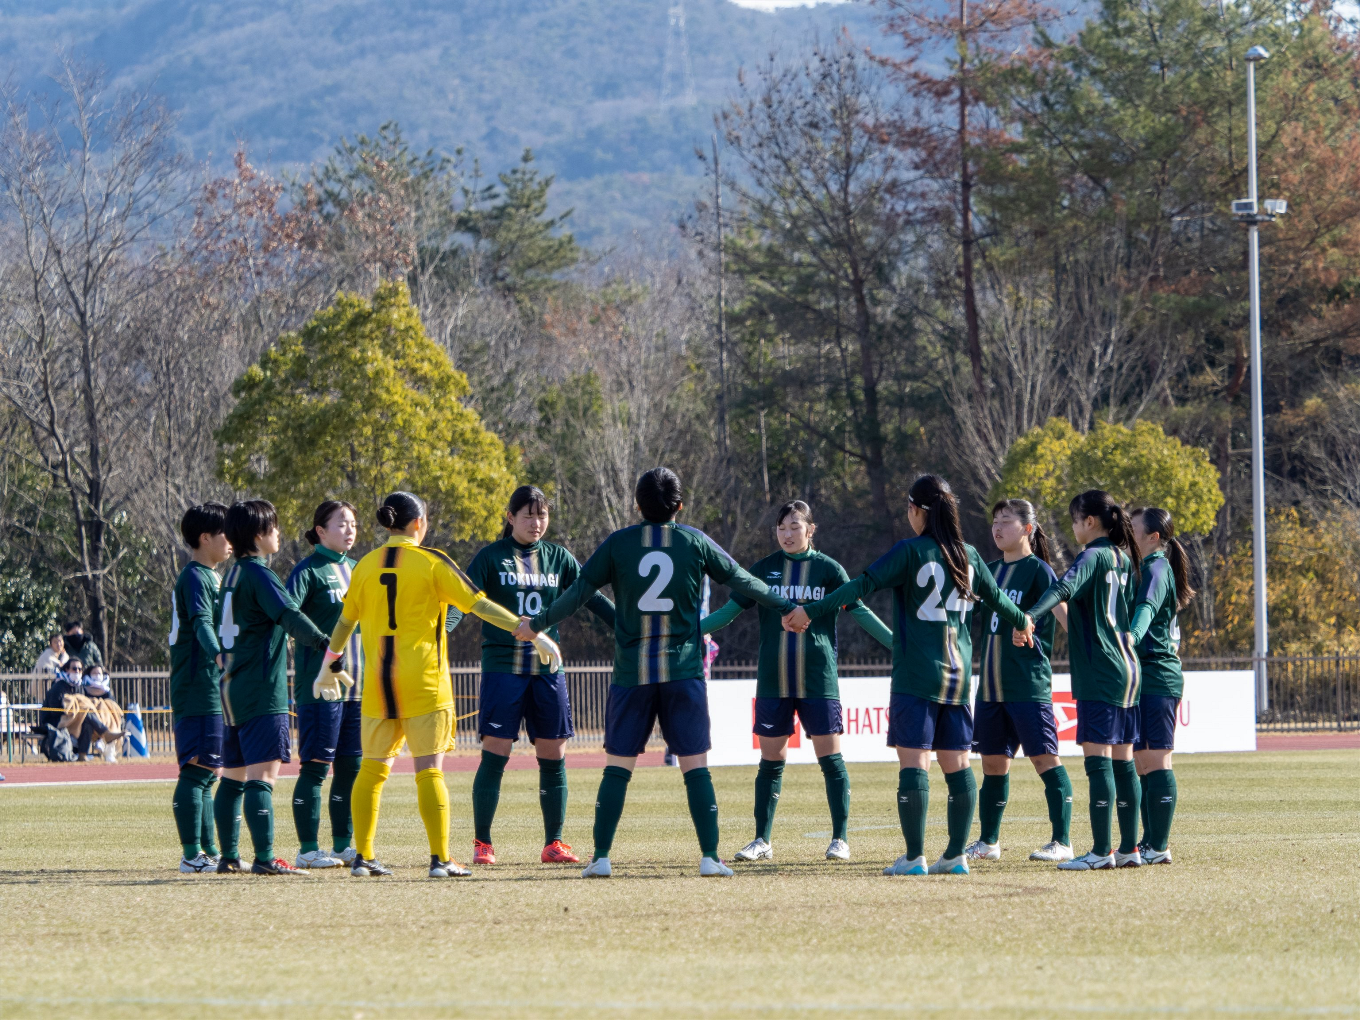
[916,562,973,622]
[637,551,675,612]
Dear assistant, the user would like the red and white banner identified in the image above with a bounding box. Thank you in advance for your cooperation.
[706,670,1256,767]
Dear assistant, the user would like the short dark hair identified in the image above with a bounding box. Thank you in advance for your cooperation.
[181,502,229,549]
[225,499,278,556]
[64,621,81,633]
[636,467,683,523]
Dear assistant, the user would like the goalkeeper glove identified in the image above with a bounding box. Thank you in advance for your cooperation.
[313,649,356,702]
[530,632,563,673]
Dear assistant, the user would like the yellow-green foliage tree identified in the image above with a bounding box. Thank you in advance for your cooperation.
[217,280,516,542]
[991,418,1223,540]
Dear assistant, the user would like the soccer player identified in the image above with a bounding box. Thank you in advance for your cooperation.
[169,502,230,874]
[286,500,364,869]
[325,491,562,879]
[700,499,892,863]
[212,499,331,876]
[516,467,798,878]
[1019,489,1142,871]
[1129,507,1193,865]
[964,499,1075,865]
[449,485,615,867]
[787,475,1031,877]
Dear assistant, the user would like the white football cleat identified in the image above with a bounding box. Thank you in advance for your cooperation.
[179,851,215,874]
[928,854,970,875]
[825,838,850,861]
[700,856,734,877]
[1114,849,1144,868]
[295,849,344,870]
[1029,840,1074,862]
[581,856,613,878]
[1142,846,1172,864]
[733,838,772,862]
[883,854,928,876]
[964,839,1000,861]
[335,846,358,866]
[1057,851,1116,871]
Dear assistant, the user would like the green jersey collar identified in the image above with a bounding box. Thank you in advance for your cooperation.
[312,543,348,565]
[1085,536,1114,551]
[509,537,542,553]
[1140,549,1166,569]
[783,547,815,562]
[236,554,267,566]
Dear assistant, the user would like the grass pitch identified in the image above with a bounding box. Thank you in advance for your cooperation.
[1,751,1357,1019]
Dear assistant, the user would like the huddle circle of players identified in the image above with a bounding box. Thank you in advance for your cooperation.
[167,467,1190,878]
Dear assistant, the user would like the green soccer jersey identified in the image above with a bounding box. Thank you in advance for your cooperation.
[1029,537,1141,708]
[217,555,330,726]
[702,548,892,699]
[1131,550,1183,699]
[448,537,615,675]
[979,555,1059,703]
[806,536,1027,705]
[532,520,796,687]
[169,561,223,718]
[287,545,363,707]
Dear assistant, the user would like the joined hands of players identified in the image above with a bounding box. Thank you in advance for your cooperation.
[1012,614,1037,648]
[313,649,357,702]
[513,616,564,672]
[782,606,811,633]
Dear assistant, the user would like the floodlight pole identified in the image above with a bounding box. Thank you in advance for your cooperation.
[1245,48,1269,713]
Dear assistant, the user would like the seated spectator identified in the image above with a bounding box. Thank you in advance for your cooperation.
[39,661,124,762]
[62,621,103,669]
[32,634,68,675]
[80,666,125,762]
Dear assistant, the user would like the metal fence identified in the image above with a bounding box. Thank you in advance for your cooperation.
[3,653,1355,762]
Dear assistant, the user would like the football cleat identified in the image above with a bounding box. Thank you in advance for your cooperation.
[1115,849,1144,868]
[883,854,928,876]
[179,851,215,874]
[251,857,309,876]
[295,849,344,870]
[1142,846,1173,865]
[542,840,580,863]
[429,855,471,878]
[472,839,496,865]
[215,857,242,874]
[825,838,850,861]
[1029,841,1074,862]
[335,846,358,866]
[351,856,394,877]
[581,856,613,878]
[699,856,734,877]
[733,838,772,862]
[1057,851,1116,871]
[928,854,970,875]
[964,840,1001,861]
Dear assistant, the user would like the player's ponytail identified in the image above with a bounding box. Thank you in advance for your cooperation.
[636,467,683,523]
[501,485,551,539]
[305,500,357,545]
[377,491,425,532]
[908,474,975,601]
[990,498,1053,565]
[1137,507,1196,609]
[1069,489,1135,564]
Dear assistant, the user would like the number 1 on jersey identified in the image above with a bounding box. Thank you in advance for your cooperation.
[380,572,398,630]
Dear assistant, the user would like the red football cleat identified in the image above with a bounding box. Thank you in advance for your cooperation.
[472,839,496,865]
[541,840,580,863]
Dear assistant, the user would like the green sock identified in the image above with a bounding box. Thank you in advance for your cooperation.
[1143,769,1178,852]
[538,756,568,845]
[817,753,850,841]
[329,755,361,853]
[592,765,632,859]
[214,778,245,860]
[1040,765,1073,845]
[753,759,784,843]
[978,772,1009,846]
[292,761,328,854]
[1139,778,1150,846]
[943,767,977,859]
[683,766,721,859]
[896,767,930,860]
[198,772,218,856]
[472,749,509,844]
[242,779,275,864]
[1084,757,1115,857]
[172,767,203,858]
[1111,758,1141,854]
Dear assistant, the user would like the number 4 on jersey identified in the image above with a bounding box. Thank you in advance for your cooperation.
[218,592,240,649]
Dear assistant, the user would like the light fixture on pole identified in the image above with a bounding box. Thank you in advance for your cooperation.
[1231,43,1285,713]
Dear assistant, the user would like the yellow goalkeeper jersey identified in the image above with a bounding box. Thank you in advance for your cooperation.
[342,535,485,719]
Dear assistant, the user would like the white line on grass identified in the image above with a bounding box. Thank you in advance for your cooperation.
[0,777,178,789]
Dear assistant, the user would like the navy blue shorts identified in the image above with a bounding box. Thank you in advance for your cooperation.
[605,679,710,757]
[296,700,363,762]
[753,696,843,738]
[1134,695,1180,751]
[886,692,973,751]
[173,714,224,769]
[1075,700,1141,746]
[223,713,292,769]
[972,700,1059,758]
[479,671,574,742]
